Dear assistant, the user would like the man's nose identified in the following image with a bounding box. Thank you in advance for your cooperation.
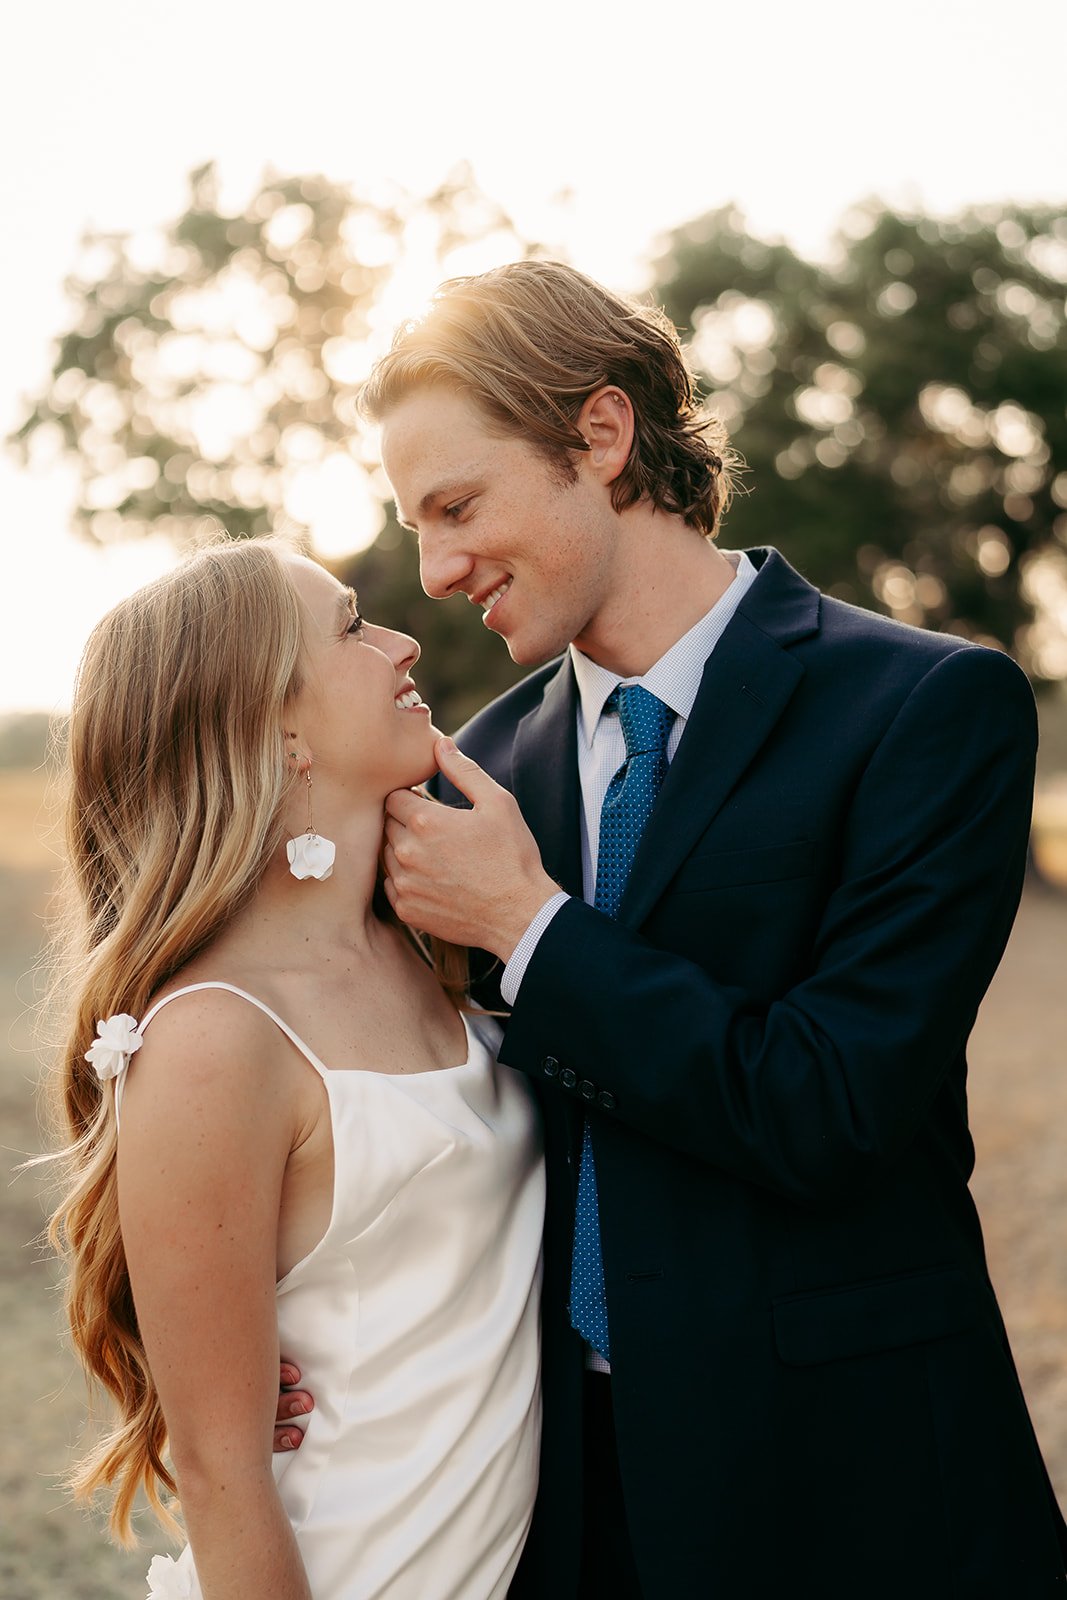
[418,536,476,602]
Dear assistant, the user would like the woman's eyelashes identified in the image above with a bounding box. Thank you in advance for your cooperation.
[346,613,365,638]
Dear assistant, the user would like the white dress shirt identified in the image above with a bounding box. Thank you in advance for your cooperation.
[500,549,757,1005]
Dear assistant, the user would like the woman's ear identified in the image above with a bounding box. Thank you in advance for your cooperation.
[283,732,311,775]
[575,386,634,486]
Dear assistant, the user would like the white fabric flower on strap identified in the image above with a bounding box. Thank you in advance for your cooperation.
[146,1553,195,1599]
[84,1014,144,1082]
[286,831,336,881]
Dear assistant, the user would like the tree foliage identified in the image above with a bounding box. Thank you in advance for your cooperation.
[12,169,1067,719]
[11,162,532,726]
[654,202,1067,678]
[11,161,525,548]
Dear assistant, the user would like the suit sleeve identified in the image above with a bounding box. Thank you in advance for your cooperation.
[498,646,1038,1202]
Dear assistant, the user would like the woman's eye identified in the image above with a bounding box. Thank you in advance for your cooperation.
[347,614,365,637]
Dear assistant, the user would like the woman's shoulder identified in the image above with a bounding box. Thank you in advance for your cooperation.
[116,981,314,1252]
[130,977,298,1101]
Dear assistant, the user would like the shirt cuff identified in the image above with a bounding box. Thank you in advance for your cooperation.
[499,891,572,1006]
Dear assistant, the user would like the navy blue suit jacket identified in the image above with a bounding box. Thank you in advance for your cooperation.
[439,548,1066,1597]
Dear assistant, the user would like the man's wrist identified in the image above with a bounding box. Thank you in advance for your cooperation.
[499,890,572,1006]
[490,875,564,964]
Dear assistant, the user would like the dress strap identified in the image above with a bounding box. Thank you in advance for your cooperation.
[115,981,330,1131]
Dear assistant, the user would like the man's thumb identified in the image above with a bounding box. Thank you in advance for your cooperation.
[434,736,494,803]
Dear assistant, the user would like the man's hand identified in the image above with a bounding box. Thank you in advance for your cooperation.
[383,738,559,960]
[274,1361,313,1452]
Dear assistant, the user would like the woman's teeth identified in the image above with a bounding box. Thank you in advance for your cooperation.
[395,690,423,710]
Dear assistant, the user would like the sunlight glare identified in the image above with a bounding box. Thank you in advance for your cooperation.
[284,451,385,560]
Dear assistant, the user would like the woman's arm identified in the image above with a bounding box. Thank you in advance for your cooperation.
[118,991,313,1600]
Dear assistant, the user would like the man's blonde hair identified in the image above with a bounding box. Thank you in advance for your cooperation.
[362,260,738,536]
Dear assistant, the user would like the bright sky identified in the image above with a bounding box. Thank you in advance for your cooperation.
[3,0,1065,713]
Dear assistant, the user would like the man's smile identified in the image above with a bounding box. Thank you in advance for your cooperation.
[477,577,513,625]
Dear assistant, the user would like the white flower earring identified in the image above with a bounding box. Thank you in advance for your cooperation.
[285,748,336,881]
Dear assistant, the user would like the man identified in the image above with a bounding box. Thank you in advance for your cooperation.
[284,262,1067,1596]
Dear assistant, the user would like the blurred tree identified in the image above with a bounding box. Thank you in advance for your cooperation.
[9,161,530,728]
[652,202,1067,679]
[14,173,1067,704]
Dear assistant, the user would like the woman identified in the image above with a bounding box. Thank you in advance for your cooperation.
[47,535,544,1600]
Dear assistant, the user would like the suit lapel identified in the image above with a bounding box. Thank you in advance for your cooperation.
[618,549,820,930]
[511,655,584,898]
[505,550,822,929]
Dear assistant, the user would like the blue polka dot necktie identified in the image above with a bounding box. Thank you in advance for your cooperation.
[570,684,676,1360]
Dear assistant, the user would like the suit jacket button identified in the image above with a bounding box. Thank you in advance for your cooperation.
[560,1068,577,1089]
[542,1056,559,1077]
[597,1091,617,1111]
[579,1079,596,1101]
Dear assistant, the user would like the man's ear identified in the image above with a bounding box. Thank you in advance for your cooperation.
[575,386,634,487]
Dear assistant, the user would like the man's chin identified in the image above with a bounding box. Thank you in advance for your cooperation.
[504,632,568,668]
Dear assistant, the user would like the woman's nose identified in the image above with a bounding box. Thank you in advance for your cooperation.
[362,624,419,673]
[390,629,421,673]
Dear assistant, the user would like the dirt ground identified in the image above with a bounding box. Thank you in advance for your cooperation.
[965,882,1067,1499]
[2,773,1066,1598]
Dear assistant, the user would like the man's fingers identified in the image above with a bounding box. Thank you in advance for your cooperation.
[383,816,408,853]
[275,1360,309,1449]
[385,787,426,824]
[273,1423,305,1452]
[275,1388,313,1423]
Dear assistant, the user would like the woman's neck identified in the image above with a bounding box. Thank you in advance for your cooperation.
[231,799,391,963]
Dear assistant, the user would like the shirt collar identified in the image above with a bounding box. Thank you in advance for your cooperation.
[570,549,756,747]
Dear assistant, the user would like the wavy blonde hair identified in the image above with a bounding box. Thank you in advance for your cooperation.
[45,534,462,1544]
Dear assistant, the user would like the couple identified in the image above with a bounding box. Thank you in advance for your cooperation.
[51,262,1066,1598]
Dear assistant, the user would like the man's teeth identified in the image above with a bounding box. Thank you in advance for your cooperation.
[395,690,423,710]
[482,580,511,612]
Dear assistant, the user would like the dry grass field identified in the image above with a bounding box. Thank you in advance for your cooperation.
[2,760,1066,1598]
[1,773,148,1598]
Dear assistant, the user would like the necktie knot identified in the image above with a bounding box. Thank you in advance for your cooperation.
[607,684,675,760]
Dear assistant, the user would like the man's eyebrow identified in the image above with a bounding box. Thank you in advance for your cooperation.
[396,477,476,531]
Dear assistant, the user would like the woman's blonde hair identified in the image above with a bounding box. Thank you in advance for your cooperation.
[361,259,741,536]
[45,534,461,1544]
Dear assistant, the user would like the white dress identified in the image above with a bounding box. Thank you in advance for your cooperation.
[117,982,545,1600]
